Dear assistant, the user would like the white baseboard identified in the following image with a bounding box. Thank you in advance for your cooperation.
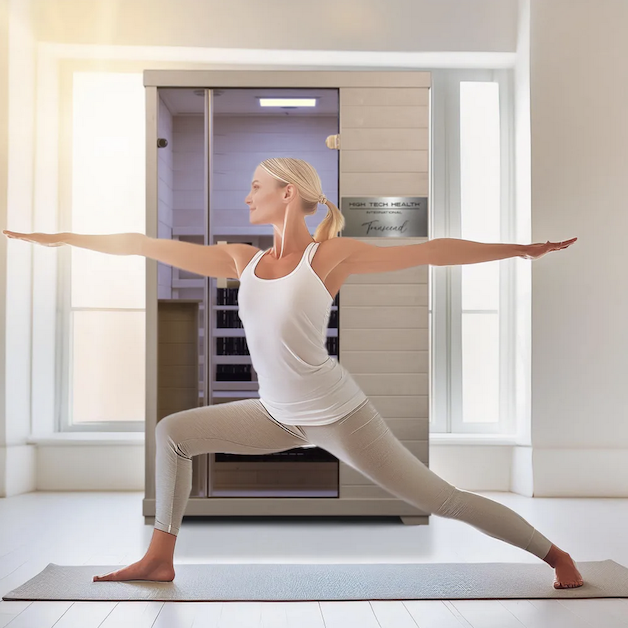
[2,443,627,497]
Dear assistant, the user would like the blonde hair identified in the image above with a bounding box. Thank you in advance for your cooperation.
[258,157,345,242]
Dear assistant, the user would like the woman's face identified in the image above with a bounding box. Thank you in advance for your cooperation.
[245,166,295,224]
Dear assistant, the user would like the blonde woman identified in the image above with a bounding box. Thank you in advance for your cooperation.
[4,157,580,589]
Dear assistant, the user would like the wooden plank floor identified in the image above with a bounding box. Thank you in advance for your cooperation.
[0,491,626,627]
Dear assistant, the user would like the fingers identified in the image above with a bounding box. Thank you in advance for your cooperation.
[554,238,577,250]
[3,230,28,240]
[4,231,39,243]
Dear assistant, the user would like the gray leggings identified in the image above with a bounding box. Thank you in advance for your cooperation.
[154,397,553,560]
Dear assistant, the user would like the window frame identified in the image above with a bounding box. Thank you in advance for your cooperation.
[57,65,147,434]
[429,68,516,435]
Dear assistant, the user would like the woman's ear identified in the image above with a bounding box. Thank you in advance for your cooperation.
[283,183,298,202]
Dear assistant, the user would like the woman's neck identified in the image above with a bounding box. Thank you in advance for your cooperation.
[270,238,315,259]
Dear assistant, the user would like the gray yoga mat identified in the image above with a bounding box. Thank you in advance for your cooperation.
[2,560,627,602]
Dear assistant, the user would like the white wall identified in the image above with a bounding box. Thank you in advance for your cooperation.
[527,0,628,495]
[31,0,518,53]
[0,0,9,497]
[510,0,533,496]
[0,0,37,498]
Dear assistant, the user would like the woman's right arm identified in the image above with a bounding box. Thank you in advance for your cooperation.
[60,232,242,279]
[64,232,145,256]
[141,237,242,279]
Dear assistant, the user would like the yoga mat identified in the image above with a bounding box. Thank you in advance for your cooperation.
[2,560,627,602]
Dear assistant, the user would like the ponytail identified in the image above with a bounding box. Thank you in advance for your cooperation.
[313,199,345,242]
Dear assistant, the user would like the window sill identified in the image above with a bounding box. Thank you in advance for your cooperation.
[26,432,520,447]
[430,433,521,446]
[27,432,145,446]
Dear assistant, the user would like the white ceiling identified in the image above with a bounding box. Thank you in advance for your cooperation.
[159,88,339,116]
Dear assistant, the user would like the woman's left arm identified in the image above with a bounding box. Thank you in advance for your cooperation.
[338,237,578,275]
[426,238,526,266]
[426,237,577,265]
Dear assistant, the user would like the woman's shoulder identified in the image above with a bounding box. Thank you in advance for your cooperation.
[223,244,262,279]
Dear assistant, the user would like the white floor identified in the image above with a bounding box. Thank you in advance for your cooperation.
[0,491,626,627]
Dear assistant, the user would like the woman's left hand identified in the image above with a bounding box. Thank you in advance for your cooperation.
[520,237,577,260]
[3,230,66,247]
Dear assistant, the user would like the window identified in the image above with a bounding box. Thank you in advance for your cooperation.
[429,69,516,435]
[61,71,146,432]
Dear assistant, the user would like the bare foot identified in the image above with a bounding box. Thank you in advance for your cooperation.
[93,558,175,582]
[553,553,584,589]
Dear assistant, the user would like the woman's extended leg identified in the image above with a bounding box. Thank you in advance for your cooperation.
[93,398,307,582]
[300,398,583,588]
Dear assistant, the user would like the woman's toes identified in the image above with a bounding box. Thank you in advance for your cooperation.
[554,580,584,589]
[93,567,130,581]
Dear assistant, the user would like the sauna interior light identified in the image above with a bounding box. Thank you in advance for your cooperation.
[258,98,317,107]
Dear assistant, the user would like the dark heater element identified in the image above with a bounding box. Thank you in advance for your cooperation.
[217,287,240,306]
[216,308,244,329]
[215,364,252,382]
[215,448,337,462]
[326,336,338,356]
[216,336,250,356]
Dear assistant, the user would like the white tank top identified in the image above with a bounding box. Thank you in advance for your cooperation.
[237,241,368,426]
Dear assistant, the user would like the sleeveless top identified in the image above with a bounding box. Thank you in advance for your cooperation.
[237,241,368,426]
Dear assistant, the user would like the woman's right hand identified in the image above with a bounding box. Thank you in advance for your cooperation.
[3,230,67,247]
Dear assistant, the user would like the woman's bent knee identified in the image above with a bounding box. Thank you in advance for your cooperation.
[155,414,191,457]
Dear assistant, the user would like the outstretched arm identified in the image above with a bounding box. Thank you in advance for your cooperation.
[64,232,145,255]
[338,237,577,274]
[3,230,144,255]
[421,238,526,266]
[3,230,243,278]
[339,238,526,274]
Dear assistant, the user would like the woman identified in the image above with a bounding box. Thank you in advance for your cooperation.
[4,157,581,589]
